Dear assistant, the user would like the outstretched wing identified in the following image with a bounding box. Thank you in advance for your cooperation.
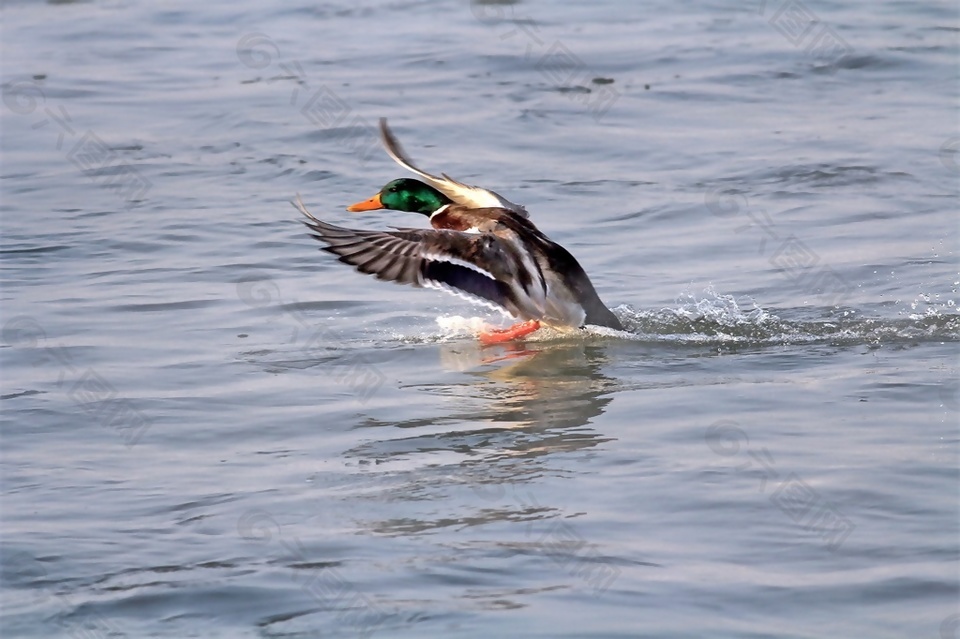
[378,118,530,218]
[293,197,543,319]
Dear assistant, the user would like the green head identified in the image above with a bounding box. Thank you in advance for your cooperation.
[347,178,452,216]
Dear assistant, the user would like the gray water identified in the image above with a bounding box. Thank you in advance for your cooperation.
[2,0,958,637]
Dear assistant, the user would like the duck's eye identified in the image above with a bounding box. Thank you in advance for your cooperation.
[388,186,397,193]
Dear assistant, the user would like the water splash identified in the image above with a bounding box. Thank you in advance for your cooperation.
[615,287,959,347]
[428,287,959,348]
[435,315,490,338]
[903,284,959,320]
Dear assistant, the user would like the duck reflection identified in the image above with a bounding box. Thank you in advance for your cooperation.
[347,341,617,462]
[315,341,633,611]
[339,341,618,532]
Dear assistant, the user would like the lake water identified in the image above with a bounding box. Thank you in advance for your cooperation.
[2,0,958,637]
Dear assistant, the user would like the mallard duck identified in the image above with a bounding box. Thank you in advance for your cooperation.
[294,122,622,344]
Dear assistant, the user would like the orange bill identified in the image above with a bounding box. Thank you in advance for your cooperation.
[346,193,384,212]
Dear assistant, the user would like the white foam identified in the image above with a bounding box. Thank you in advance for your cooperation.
[436,315,490,337]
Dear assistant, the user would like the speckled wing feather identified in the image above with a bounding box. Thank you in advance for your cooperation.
[293,197,544,319]
[378,118,530,218]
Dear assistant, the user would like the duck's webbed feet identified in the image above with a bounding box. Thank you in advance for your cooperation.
[478,320,541,345]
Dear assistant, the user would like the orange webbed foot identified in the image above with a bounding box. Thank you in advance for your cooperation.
[478,320,541,345]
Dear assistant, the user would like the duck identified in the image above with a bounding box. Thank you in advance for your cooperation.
[294,122,622,344]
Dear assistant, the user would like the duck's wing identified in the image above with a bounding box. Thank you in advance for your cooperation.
[378,118,529,219]
[294,197,544,319]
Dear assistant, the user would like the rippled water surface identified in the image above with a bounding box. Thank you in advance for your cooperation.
[2,0,958,637]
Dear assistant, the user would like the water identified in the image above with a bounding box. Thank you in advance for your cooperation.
[2,0,958,637]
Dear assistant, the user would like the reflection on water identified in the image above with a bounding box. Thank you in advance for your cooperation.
[337,343,616,539]
[348,342,616,459]
[313,342,635,605]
